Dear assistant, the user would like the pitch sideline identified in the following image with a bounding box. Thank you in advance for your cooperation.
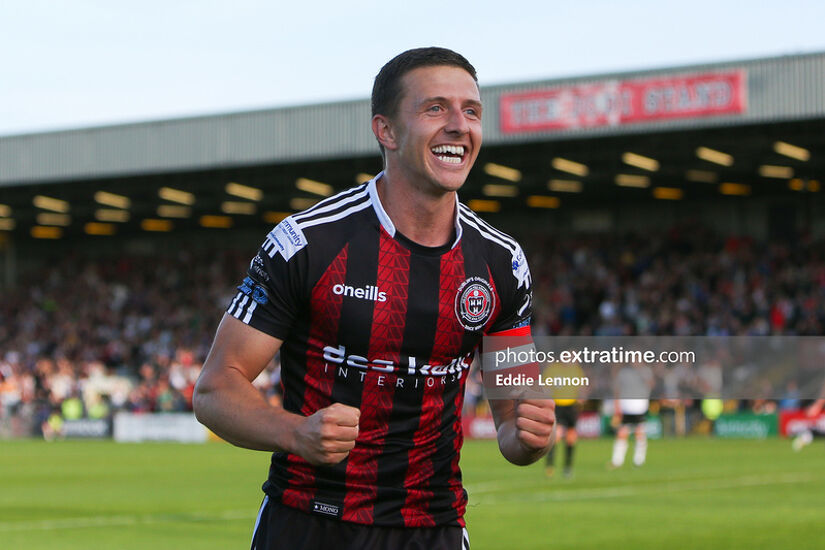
[2,472,820,532]
[0,509,251,532]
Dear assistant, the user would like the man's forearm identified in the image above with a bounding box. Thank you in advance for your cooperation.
[496,416,554,466]
[193,365,300,452]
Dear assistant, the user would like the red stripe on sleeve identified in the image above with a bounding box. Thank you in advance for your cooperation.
[488,324,532,338]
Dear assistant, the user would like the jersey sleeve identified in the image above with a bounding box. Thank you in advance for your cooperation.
[488,241,533,335]
[226,217,309,340]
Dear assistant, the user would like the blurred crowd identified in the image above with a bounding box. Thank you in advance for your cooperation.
[0,248,281,438]
[528,224,825,337]
[2,222,824,438]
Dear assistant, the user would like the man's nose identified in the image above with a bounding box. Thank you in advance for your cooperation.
[445,107,469,135]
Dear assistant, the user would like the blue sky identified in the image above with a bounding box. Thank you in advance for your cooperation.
[1,0,824,136]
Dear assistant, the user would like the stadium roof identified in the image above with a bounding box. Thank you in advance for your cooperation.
[0,51,823,241]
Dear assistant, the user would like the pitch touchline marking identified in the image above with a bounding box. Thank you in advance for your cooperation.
[467,475,707,494]
[465,470,818,495]
[0,510,251,532]
[474,472,818,504]
[3,474,819,532]
[465,473,743,494]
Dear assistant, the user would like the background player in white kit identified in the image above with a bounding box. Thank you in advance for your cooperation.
[610,363,654,468]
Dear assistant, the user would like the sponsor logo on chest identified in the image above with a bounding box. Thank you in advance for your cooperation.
[332,283,387,302]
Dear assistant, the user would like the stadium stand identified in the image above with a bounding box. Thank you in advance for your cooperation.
[2,222,824,438]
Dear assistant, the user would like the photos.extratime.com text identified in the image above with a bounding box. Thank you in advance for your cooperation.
[493,346,697,368]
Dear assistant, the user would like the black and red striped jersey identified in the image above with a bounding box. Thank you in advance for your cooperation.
[228,172,532,527]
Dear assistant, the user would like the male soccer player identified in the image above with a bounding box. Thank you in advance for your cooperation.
[542,361,585,478]
[193,47,555,550]
[791,381,825,451]
[609,363,653,468]
[545,397,580,478]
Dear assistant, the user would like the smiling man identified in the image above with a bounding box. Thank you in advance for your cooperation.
[193,47,555,550]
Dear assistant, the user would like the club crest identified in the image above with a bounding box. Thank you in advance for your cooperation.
[455,277,495,331]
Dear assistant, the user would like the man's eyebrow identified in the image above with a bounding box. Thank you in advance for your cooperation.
[418,96,448,107]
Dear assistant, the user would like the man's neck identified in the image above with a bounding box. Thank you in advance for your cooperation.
[375,169,457,248]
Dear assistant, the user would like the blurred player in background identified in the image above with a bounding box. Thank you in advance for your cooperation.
[542,360,585,478]
[545,397,580,478]
[610,363,654,468]
[194,47,555,550]
[792,381,825,451]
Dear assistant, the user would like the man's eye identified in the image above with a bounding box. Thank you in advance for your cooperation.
[428,105,443,112]
[465,109,478,117]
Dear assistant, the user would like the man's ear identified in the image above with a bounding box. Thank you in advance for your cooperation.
[372,114,398,152]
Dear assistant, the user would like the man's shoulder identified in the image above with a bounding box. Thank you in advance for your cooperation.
[456,201,531,292]
[457,200,528,260]
[456,201,523,255]
[262,183,374,262]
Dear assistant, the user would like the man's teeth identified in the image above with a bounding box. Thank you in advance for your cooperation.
[431,145,465,156]
[436,155,462,164]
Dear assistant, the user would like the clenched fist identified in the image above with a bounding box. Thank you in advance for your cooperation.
[514,399,556,453]
[293,403,360,466]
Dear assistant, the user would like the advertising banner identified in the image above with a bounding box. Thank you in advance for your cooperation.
[464,415,497,439]
[779,410,825,437]
[62,419,111,439]
[500,70,746,134]
[575,411,602,439]
[463,411,602,440]
[714,413,778,438]
[113,412,207,443]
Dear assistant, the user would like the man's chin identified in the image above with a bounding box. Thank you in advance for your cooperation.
[431,172,469,193]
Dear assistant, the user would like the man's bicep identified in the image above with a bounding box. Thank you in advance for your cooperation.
[204,313,284,382]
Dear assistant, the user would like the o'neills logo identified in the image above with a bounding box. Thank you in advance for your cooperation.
[333,283,387,302]
[455,277,495,331]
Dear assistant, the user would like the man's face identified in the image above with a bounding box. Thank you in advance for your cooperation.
[387,65,482,194]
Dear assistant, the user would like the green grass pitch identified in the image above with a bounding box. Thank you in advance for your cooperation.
[1,437,823,549]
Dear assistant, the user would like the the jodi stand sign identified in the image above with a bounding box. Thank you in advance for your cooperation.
[500,71,746,134]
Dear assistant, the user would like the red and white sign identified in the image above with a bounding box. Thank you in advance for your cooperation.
[464,415,497,439]
[500,70,747,134]
[779,409,825,437]
[462,411,602,440]
[575,412,602,439]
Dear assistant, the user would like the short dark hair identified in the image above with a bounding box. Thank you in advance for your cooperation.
[371,48,478,155]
